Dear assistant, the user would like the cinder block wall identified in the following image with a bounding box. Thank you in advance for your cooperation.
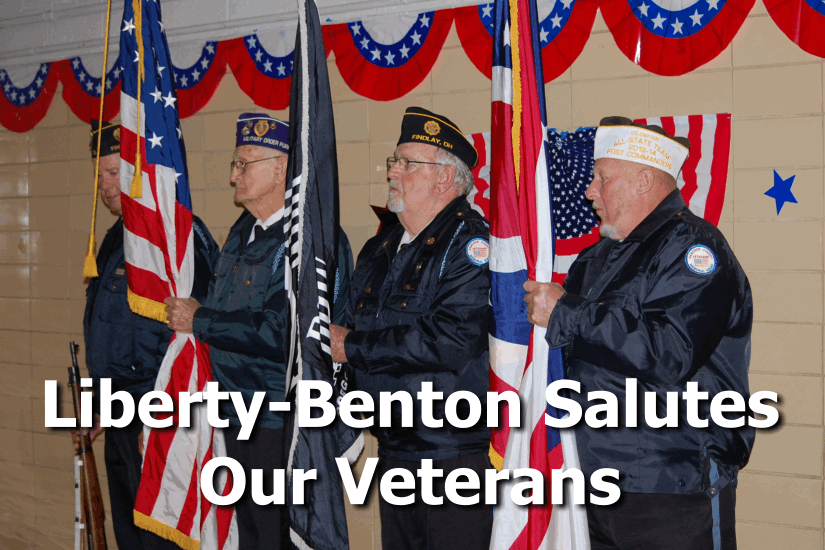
[1,1,823,547]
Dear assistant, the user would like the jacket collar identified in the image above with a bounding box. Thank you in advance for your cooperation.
[372,196,471,259]
[624,189,687,242]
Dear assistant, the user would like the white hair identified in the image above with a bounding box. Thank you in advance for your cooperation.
[436,148,474,196]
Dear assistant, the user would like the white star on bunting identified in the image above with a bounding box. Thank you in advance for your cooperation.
[651,13,666,28]
[671,19,684,34]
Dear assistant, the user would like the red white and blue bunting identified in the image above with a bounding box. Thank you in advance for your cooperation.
[764,0,825,58]
[0,63,59,132]
[225,32,299,110]
[325,10,453,101]
[172,41,226,117]
[57,56,122,124]
[600,0,754,75]
[3,0,825,132]
[454,0,597,82]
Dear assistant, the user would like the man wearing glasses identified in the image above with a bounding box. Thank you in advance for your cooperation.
[330,107,493,550]
[165,113,352,550]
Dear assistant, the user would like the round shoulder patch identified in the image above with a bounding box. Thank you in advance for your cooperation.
[685,245,717,275]
[466,238,489,266]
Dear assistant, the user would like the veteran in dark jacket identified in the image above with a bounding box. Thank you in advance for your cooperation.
[82,121,219,550]
[165,113,352,550]
[524,117,754,550]
[330,107,492,550]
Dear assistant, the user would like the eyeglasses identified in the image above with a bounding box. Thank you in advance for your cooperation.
[229,156,281,175]
[386,156,445,172]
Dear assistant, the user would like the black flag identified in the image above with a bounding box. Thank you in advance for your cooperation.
[283,0,363,548]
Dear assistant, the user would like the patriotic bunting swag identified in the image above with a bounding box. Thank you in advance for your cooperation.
[57,56,123,124]
[455,0,597,82]
[117,0,237,547]
[173,41,226,118]
[599,0,754,75]
[487,0,591,547]
[2,0,823,132]
[0,64,59,133]
[283,0,363,548]
[764,0,825,58]
[325,10,453,101]
[224,32,298,111]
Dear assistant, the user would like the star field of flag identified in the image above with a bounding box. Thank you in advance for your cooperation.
[243,34,294,78]
[120,0,190,208]
[172,41,219,89]
[347,12,435,68]
[547,127,600,239]
[0,64,50,107]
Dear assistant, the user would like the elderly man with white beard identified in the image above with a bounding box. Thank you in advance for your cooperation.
[329,107,494,550]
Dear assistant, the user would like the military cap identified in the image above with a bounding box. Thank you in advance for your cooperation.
[397,107,478,169]
[236,113,289,153]
[594,116,690,180]
[90,120,121,158]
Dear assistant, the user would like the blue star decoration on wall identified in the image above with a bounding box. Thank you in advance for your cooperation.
[765,170,797,214]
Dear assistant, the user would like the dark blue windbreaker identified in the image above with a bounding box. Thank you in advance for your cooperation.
[547,190,755,496]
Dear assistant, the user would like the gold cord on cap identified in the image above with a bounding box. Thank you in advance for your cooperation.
[83,0,115,278]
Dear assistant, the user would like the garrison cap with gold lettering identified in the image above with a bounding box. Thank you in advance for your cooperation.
[397,107,478,169]
[89,120,121,158]
[594,115,690,180]
[236,113,289,153]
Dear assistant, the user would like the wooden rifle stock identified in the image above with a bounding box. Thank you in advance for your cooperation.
[69,341,108,550]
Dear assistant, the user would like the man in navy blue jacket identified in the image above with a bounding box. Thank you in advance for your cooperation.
[330,107,493,550]
[165,113,353,550]
[524,117,754,550]
[82,121,219,549]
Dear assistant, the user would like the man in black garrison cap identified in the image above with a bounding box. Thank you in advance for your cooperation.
[79,120,219,549]
[524,116,754,549]
[330,107,493,550]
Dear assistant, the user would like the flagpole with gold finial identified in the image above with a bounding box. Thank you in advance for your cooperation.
[83,0,115,278]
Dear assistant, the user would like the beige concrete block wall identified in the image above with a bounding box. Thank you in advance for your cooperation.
[1,1,823,547]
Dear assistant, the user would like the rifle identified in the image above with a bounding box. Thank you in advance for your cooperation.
[69,341,108,550]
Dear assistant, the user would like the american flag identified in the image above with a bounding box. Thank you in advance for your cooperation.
[118,0,237,547]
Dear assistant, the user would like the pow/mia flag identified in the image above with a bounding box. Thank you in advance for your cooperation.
[282,0,363,548]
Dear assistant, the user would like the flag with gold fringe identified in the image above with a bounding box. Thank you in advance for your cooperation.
[118,0,237,547]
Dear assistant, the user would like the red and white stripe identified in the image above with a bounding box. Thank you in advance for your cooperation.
[122,81,237,550]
